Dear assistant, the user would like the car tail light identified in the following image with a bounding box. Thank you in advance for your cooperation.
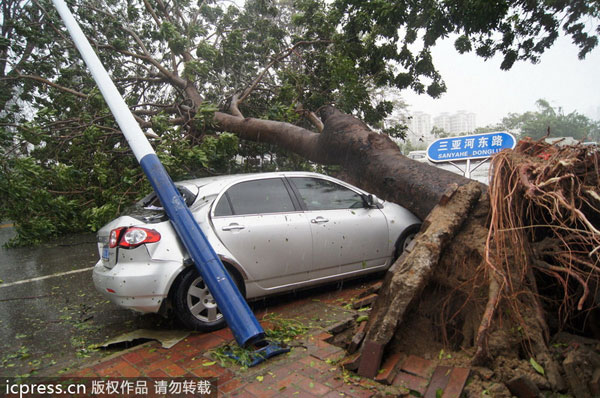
[108,227,161,249]
[109,227,126,248]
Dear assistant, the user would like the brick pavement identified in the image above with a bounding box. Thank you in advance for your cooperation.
[68,279,469,397]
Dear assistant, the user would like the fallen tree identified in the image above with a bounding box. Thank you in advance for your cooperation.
[216,105,470,220]
[5,1,599,393]
[218,106,600,395]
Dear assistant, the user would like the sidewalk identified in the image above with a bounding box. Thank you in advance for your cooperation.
[68,279,406,397]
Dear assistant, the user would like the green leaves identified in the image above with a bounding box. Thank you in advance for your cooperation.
[356,315,369,323]
[529,358,545,375]
[502,99,600,141]
[3,0,597,247]
[193,103,219,131]
[333,0,600,99]
[83,203,119,232]
[454,35,472,53]
[160,22,187,54]
[183,60,209,82]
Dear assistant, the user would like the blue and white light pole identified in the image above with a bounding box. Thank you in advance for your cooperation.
[52,0,286,364]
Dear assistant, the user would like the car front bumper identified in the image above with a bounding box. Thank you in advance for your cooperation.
[92,258,185,313]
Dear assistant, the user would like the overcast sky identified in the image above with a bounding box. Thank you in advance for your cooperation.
[401,34,600,127]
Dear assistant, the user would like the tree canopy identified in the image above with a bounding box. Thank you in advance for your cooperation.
[503,99,600,141]
[1,0,599,245]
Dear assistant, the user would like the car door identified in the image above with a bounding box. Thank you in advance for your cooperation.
[211,177,313,289]
[288,176,389,277]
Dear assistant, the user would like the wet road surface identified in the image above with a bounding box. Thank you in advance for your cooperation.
[0,223,375,378]
[0,225,171,377]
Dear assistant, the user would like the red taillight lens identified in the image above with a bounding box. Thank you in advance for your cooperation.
[118,227,161,248]
[109,227,126,248]
[108,227,161,249]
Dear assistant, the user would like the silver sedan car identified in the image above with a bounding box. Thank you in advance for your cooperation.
[93,172,421,330]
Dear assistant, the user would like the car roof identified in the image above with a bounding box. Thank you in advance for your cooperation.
[178,172,356,196]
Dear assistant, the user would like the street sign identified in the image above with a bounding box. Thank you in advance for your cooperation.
[426,132,516,163]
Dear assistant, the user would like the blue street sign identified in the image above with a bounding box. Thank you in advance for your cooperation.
[426,132,516,163]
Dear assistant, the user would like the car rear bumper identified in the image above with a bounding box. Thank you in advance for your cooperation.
[92,259,185,313]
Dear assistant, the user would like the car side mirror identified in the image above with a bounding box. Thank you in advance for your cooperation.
[362,194,375,208]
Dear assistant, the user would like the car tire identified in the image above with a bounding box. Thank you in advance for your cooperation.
[394,224,421,260]
[173,265,242,331]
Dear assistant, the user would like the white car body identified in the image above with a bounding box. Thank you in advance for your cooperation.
[92,172,421,329]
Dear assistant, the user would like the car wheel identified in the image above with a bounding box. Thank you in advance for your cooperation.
[173,266,242,331]
[394,224,421,260]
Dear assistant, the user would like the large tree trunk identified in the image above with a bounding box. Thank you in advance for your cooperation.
[355,181,484,377]
[216,106,473,220]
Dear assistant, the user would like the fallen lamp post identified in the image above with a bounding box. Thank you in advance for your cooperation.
[52,0,288,366]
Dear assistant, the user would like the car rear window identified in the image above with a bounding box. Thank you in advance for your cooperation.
[140,186,197,208]
[214,178,295,216]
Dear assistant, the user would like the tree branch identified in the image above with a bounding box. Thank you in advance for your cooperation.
[6,40,36,78]
[8,73,87,98]
[115,76,166,84]
[229,94,243,118]
[296,103,323,133]
[132,114,152,129]
[237,40,331,105]
[32,0,70,42]
[153,0,183,69]
[214,111,328,163]
[217,105,472,220]
[142,0,161,26]
[86,5,187,90]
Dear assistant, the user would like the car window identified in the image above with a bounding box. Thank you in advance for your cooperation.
[215,178,295,216]
[290,177,365,210]
[213,194,233,216]
[139,186,197,209]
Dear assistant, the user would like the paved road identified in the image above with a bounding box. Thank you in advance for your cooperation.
[0,225,171,377]
[0,224,377,378]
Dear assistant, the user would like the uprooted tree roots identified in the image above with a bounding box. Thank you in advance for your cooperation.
[359,139,600,393]
[475,139,600,387]
[487,139,600,325]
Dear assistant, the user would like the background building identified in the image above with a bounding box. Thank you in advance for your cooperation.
[434,110,476,135]
[405,111,432,144]
[449,110,476,134]
[386,109,478,146]
[433,112,451,133]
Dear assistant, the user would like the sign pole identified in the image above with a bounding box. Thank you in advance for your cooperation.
[52,0,287,364]
[465,158,471,179]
